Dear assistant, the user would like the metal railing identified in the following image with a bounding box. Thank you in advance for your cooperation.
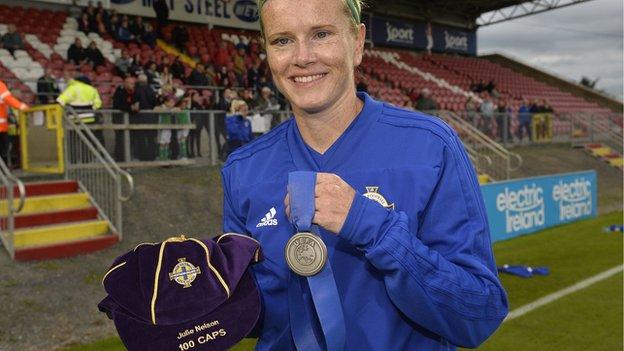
[64,107,134,240]
[0,157,25,259]
[563,112,623,151]
[434,110,523,180]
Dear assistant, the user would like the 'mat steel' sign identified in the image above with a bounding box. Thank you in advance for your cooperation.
[481,170,597,242]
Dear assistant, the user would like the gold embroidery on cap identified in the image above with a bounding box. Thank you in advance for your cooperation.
[101,261,126,285]
[169,258,201,288]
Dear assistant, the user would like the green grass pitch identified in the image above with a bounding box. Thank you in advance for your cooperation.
[63,211,623,351]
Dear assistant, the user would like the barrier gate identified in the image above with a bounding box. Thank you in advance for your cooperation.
[20,104,65,174]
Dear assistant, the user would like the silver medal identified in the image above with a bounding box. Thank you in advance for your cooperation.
[285,232,327,276]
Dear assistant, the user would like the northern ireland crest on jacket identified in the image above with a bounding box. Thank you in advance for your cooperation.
[363,186,394,209]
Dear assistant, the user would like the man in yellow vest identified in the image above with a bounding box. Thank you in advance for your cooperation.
[56,76,104,159]
[57,75,102,123]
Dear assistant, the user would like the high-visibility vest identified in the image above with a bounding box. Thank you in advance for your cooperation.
[56,79,102,123]
[0,80,28,133]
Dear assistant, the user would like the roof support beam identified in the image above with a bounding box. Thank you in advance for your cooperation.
[477,0,593,26]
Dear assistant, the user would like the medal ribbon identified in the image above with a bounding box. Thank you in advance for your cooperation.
[287,171,346,351]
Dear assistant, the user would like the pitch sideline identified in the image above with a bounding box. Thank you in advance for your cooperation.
[505,264,624,322]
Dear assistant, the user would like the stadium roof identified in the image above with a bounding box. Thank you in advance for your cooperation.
[367,0,592,28]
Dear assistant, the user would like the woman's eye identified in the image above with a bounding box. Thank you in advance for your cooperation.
[274,38,290,46]
[316,31,329,39]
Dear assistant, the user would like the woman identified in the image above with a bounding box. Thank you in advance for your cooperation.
[220,0,508,350]
[84,41,104,69]
[224,99,252,155]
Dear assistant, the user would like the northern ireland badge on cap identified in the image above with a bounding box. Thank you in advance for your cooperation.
[98,233,263,351]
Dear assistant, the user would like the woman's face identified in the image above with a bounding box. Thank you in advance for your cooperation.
[262,0,365,114]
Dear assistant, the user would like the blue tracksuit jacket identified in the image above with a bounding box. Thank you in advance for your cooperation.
[221,93,508,350]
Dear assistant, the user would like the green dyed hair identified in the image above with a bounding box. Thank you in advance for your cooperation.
[257,0,364,38]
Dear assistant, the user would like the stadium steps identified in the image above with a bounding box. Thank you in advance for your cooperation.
[0,180,118,261]
[584,144,624,171]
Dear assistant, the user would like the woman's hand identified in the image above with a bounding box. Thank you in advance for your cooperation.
[285,173,355,235]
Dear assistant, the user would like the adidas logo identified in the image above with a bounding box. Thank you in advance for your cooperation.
[256,207,278,227]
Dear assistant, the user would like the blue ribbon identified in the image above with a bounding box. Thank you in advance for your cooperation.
[287,171,346,351]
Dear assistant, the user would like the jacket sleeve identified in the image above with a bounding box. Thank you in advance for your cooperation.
[221,168,247,234]
[338,132,508,348]
[0,82,27,110]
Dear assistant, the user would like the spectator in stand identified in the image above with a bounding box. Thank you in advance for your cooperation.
[56,70,73,93]
[216,88,234,160]
[129,53,144,76]
[157,56,170,73]
[154,94,178,160]
[233,45,247,77]
[1,25,24,56]
[112,77,135,161]
[204,64,216,86]
[96,1,109,23]
[226,62,240,87]
[130,16,146,38]
[255,86,281,128]
[247,61,261,90]
[94,12,107,35]
[225,99,252,155]
[67,38,86,65]
[85,41,105,69]
[517,99,532,143]
[242,88,257,111]
[415,88,438,111]
[131,74,157,161]
[36,68,60,104]
[145,61,160,87]
[485,80,496,95]
[107,12,119,37]
[153,0,169,37]
[214,41,230,68]
[116,17,136,43]
[171,24,189,52]
[83,1,97,23]
[187,90,206,158]
[142,23,157,48]
[170,56,186,81]
[115,49,133,77]
[187,63,208,87]
[78,13,91,34]
[465,96,479,128]
[496,98,512,143]
[479,96,495,137]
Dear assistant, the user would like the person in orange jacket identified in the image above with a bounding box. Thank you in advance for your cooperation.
[0,80,28,164]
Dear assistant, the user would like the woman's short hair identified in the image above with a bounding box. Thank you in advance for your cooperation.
[257,0,364,38]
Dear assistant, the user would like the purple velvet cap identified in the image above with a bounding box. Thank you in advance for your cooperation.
[98,233,263,351]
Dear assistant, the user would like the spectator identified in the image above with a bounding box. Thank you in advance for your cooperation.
[82,1,97,23]
[78,13,92,34]
[112,77,135,161]
[153,0,169,37]
[170,56,186,81]
[1,25,24,55]
[479,97,495,137]
[255,86,281,128]
[56,70,73,93]
[415,88,438,111]
[96,1,109,23]
[174,94,192,160]
[116,17,136,43]
[465,96,479,128]
[242,88,257,111]
[95,12,106,35]
[171,24,189,52]
[85,41,105,69]
[36,68,60,104]
[131,74,158,161]
[115,49,133,77]
[215,88,233,160]
[129,53,144,76]
[517,99,532,143]
[189,90,212,158]
[157,56,170,73]
[144,61,160,87]
[233,45,246,77]
[247,61,261,90]
[187,63,208,87]
[107,12,119,37]
[129,16,146,38]
[204,64,216,86]
[67,38,86,65]
[154,94,180,160]
[142,23,157,48]
[225,99,252,155]
[496,98,512,143]
[214,41,230,68]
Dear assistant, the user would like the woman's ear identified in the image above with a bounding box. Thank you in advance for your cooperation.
[354,23,366,67]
